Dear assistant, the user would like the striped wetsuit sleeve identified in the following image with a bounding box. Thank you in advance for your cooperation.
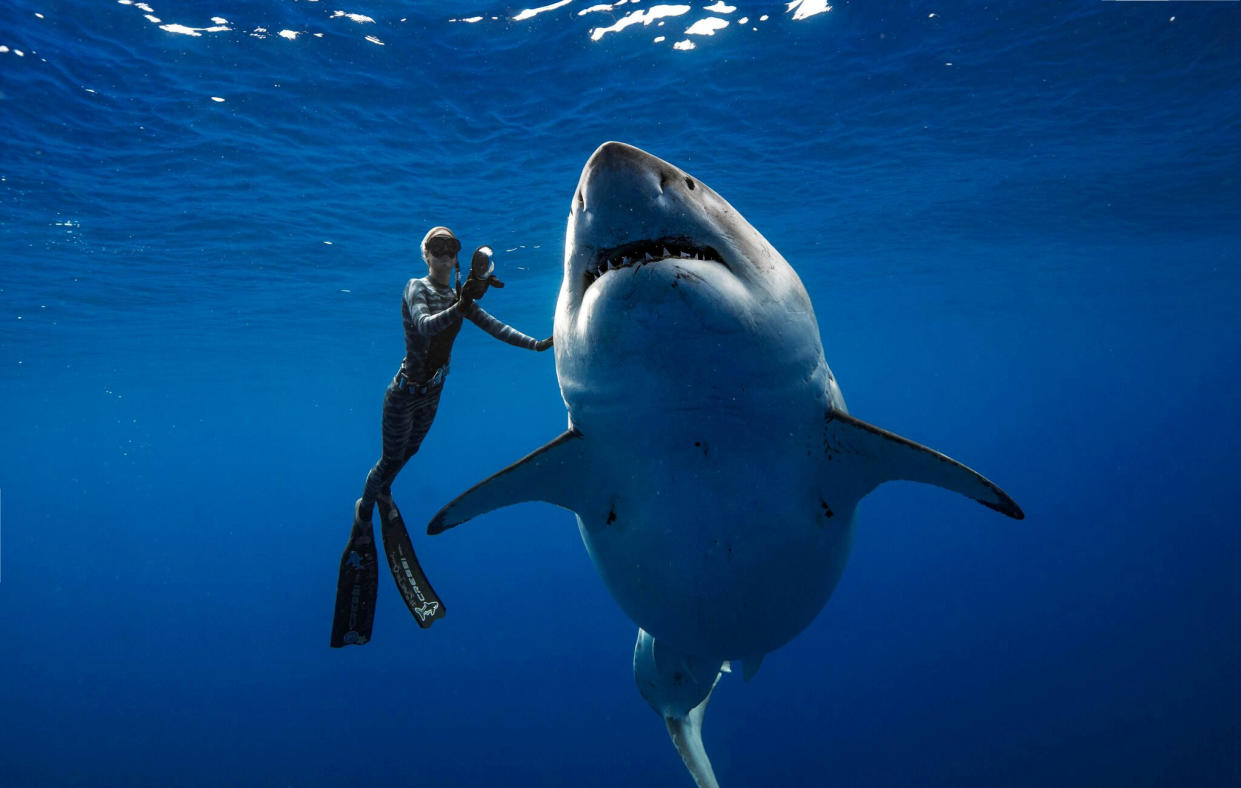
[463,302,541,349]
[406,279,464,336]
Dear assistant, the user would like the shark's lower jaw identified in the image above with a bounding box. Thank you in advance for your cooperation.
[583,236,726,290]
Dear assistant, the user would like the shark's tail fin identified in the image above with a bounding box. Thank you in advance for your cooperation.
[824,409,1024,519]
[634,629,725,788]
[666,696,720,788]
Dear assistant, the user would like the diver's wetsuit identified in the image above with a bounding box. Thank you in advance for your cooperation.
[359,276,540,516]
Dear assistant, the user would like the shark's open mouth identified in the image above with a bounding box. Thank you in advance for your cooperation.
[584,236,726,289]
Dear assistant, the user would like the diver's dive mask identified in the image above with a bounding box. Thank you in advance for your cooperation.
[427,236,461,257]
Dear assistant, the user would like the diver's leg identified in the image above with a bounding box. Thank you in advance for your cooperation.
[360,379,420,518]
[374,387,448,628]
[397,388,443,467]
[368,386,442,507]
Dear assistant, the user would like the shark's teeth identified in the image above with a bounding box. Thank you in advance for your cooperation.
[584,236,725,290]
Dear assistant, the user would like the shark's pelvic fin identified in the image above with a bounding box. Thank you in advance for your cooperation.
[427,430,586,535]
[741,654,764,682]
[825,410,1024,520]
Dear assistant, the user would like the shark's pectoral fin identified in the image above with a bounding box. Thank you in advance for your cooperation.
[427,430,586,535]
[825,409,1024,520]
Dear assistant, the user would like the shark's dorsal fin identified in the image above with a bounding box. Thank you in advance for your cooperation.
[427,430,586,534]
[825,410,1024,520]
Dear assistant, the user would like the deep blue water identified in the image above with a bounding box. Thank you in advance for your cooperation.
[3,0,1240,785]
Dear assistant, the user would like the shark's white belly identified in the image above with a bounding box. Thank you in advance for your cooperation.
[573,407,856,660]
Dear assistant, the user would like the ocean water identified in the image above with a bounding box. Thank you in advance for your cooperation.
[2,0,1240,785]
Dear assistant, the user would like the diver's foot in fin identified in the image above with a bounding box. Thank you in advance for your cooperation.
[330,502,379,648]
[377,494,447,628]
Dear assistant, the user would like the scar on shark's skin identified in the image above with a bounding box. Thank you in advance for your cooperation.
[428,142,1023,788]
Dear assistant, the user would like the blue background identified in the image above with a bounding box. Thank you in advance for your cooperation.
[2,1,1239,785]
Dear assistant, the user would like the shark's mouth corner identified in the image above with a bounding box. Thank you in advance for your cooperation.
[584,236,727,290]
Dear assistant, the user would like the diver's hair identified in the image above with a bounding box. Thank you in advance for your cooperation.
[421,226,457,264]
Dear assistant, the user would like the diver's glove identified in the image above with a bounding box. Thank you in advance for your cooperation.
[534,336,553,352]
[461,246,505,302]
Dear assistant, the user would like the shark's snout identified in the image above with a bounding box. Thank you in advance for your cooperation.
[575,141,670,214]
[585,140,701,194]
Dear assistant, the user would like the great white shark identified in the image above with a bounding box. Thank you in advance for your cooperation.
[428,141,1023,787]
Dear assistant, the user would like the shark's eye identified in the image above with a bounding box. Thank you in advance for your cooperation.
[685,178,696,191]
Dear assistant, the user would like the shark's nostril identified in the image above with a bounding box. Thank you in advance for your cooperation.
[577,189,585,211]
[685,177,696,191]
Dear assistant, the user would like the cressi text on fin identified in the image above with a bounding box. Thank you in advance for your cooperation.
[378,495,446,628]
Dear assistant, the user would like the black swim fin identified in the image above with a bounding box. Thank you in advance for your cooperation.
[377,494,446,628]
[330,506,379,648]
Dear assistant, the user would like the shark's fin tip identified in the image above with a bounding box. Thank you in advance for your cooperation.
[982,494,1025,520]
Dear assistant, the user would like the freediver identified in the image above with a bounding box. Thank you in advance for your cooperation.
[330,226,552,647]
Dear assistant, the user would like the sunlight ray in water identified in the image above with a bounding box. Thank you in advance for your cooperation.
[158,22,231,37]
[590,4,692,42]
[102,0,834,53]
[685,17,729,37]
[787,0,832,21]
[514,0,576,21]
[331,10,375,24]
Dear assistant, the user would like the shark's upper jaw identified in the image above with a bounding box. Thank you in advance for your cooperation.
[582,235,727,290]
